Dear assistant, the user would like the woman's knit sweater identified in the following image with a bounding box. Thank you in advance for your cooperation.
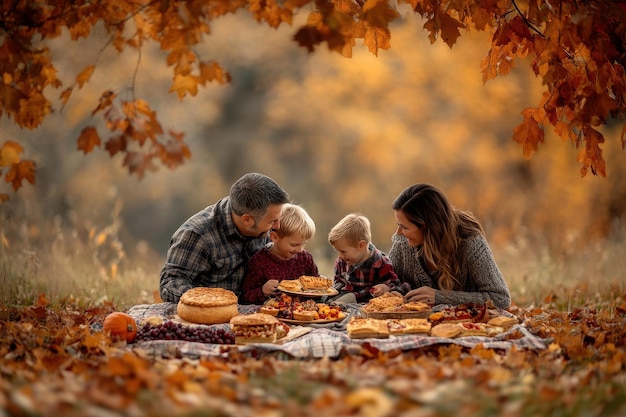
[388,233,511,309]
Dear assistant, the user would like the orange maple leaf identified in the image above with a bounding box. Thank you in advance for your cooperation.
[105,135,127,156]
[5,160,36,191]
[169,74,199,99]
[438,12,465,48]
[123,152,157,178]
[577,127,607,177]
[199,61,231,84]
[513,108,545,159]
[77,126,101,154]
[159,132,191,169]
[363,25,392,55]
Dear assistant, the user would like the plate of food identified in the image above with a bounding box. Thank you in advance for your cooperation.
[259,296,346,324]
[279,287,339,298]
[277,276,338,298]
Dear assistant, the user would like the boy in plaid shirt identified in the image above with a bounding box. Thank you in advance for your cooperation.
[328,213,400,304]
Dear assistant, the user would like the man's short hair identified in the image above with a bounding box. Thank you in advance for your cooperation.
[230,173,290,220]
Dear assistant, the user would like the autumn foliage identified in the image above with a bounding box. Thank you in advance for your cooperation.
[1,0,625,201]
[1,293,625,416]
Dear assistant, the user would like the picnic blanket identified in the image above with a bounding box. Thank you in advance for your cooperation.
[126,303,548,359]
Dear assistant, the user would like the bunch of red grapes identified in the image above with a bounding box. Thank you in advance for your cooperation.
[135,320,235,344]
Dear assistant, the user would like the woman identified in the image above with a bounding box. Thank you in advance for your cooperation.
[389,183,511,309]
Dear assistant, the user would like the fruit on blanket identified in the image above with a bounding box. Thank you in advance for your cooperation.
[135,320,235,344]
[103,312,137,342]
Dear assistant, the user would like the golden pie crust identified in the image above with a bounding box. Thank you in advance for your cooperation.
[430,323,464,338]
[277,279,303,292]
[363,293,405,312]
[347,317,390,339]
[402,301,431,311]
[177,287,239,325]
[299,275,332,291]
[487,315,518,328]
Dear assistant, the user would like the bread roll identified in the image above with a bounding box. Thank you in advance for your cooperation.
[177,287,239,325]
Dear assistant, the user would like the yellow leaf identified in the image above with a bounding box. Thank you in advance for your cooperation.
[169,74,199,99]
[0,141,23,167]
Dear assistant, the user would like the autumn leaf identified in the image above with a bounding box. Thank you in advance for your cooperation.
[5,160,36,191]
[199,61,231,84]
[577,127,607,177]
[169,74,200,99]
[363,25,392,55]
[123,151,157,178]
[513,108,545,159]
[104,135,127,156]
[0,141,23,167]
[76,65,95,88]
[159,131,191,169]
[77,126,101,154]
[439,12,465,48]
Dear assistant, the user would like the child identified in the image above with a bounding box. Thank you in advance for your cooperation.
[328,213,400,304]
[240,203,319,304]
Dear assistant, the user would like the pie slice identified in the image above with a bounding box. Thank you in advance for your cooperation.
[277,279,303,292]
[487,315,518,329]
[298,275,333,291]
[363,293,405,312]
[458,322,489,337]
[347,317,390,339]
[430,322,463,338]
[387,318,431,335]
[402,301,430,312]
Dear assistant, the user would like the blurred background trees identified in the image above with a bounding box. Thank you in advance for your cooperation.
[1,10,625,298]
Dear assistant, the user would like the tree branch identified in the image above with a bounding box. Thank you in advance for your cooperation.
[511,0,546,39]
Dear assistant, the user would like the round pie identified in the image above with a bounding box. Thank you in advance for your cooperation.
[177,287,239,325]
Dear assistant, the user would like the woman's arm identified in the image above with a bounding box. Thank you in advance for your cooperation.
[435,235,511,309]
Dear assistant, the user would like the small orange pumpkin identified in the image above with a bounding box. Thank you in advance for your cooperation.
[103,312,137,343]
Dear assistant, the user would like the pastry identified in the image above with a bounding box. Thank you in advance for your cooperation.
[229,313,279,344]
[298,275,333,291]
[177,287,239,325]
[387,318,432,335]
[347,317,390,339]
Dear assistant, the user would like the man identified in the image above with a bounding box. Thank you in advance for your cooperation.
[159,172,290,303]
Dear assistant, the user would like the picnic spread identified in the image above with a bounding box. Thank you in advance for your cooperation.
[122,292,548,359]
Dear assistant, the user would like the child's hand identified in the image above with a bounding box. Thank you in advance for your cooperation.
[262,279,279,297]
[370,284,390,297]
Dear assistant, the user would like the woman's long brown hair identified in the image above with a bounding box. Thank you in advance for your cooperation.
[392,184,484,291]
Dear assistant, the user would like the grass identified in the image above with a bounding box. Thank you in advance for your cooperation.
[1,215,626,312]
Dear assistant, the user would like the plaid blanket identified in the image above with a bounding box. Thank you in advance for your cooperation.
[126,303,548,359]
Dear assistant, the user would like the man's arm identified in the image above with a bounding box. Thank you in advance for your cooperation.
[159,228,209,303]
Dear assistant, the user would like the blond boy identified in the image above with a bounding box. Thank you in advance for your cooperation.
[240,204,319,304]
[328,213,400,304]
